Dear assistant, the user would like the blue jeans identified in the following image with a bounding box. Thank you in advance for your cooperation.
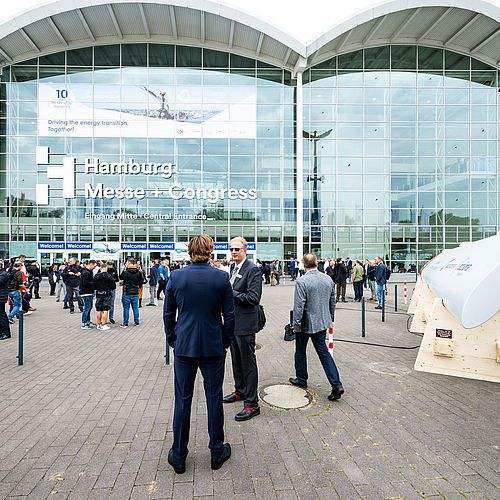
[294,329,342,389]
[8,290,22,319]
[109,289,116,321]
[376,283,385,306]
[122,294,139,325]
[353,280,363,301]
[81,295,93,325]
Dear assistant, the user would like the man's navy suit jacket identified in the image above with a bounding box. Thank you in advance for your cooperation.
[163,262,235,357]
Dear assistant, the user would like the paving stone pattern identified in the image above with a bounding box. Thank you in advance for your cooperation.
[0,281,498,499]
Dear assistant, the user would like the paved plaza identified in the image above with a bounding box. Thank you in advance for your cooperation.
[0,282,498,500]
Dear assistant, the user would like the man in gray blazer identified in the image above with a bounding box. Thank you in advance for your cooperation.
[289,253,344,401]
[223,237,263,421]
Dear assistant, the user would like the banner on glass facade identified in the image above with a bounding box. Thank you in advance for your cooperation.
[38,83,256,138]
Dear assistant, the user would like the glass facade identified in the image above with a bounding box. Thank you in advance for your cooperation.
[0,43,499,270]
[1,44,296,262]
[304,46,499,272]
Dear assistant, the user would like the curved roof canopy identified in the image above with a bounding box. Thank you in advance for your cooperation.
[0,0,498,71]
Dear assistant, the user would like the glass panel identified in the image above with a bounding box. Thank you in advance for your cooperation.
[94,45,120,66]
[121,44,147,66]
[176,46,202,67]
[149,44,174,67]
[364,47,390,69]
[391,45,416,70]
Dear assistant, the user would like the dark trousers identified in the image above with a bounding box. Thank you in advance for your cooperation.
[353,280,363,301]
[336,281,346,301]
[67,285,83,312]
[29,279,40,298]
[49,282,56,295]
[294,330,342,389]
[172,355,225,463]
[0,302,10,337]
[157,280,166,299]
[230,333,258,408]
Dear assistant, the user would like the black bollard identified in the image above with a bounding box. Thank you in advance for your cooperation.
[382,289,385,323]
[394,284,398,312]
[17,311,24,366]
[361,297,366,337]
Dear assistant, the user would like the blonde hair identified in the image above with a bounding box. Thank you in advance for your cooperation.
[188,235,214,263]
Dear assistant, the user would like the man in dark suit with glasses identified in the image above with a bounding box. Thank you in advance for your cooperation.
[223,237,263,421]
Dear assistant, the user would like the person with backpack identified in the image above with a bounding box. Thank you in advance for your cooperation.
[374,256,388,310]
[93,262,116,330]
[0,260,11,340]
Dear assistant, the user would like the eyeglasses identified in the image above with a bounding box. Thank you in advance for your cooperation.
[230,247,244,252]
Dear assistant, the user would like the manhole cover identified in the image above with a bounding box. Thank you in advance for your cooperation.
[368,361,411,377]
[255,343,262,350]
[260,384,312,409]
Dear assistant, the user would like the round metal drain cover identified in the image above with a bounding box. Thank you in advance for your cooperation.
[255,343,262,351]
[261,384,312,409]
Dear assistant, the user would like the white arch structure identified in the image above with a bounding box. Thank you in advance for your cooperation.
[0,0,499,70]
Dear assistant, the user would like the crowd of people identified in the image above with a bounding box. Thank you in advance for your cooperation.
[0,255,42,341]
[324,256,390,309]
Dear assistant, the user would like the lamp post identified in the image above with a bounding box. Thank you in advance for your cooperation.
[303,129,332,250]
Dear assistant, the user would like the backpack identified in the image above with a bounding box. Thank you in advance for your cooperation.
[385,266,391,281]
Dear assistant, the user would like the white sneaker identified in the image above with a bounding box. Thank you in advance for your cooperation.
[100,324,110,331]
[25,311,33,316]
[96,324,102,330]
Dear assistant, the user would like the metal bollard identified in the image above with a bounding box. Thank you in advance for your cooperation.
[394,284,398,312]
[361,297,366,337]
[326,327,335,358]
[381,290,385,322]
[17,311,24,366]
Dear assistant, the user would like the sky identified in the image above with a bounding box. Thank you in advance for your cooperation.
[2,0,500,43]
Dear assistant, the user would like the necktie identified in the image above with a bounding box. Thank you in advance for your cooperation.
[230,265,238,286]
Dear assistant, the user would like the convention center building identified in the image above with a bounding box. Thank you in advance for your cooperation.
[0,0,499,271]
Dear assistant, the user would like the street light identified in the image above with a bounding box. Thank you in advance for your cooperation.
[303,129,332,249]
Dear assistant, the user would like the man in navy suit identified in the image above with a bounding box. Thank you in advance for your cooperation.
[164,235,235,474]
[223,237,263,421]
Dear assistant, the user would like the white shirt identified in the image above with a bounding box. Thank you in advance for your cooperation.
[230,259,246,285]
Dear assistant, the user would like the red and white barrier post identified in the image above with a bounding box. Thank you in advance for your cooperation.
[326,327,334,358]
[404,281,408,305]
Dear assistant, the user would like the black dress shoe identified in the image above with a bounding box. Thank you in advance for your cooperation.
[223,392,243,404]
[211,443,231,470]
[328,385,345,401]
[167,449,186,474]
[235,406,260,421]
[289,377,307,389]
[374,305,382,310]
[0,334,11,341]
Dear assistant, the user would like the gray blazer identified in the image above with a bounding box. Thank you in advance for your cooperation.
[293,269,336,334]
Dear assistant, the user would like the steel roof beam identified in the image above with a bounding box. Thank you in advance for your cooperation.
[470,27,500,53]
[391,8,422,40]
[418,7,453,42]
[19,28,40,52]
[336,29,353,52]
[200,11,205,44]
[228,20,235,49]
[169,5,178,39]
[107,5,122,39]
[0,47,12,63]
[77,9,95,42]
[47,16,68,46]
[138,4,150,39]
[363,15,388,44]
[256,32,264,56]
[444,13,480,46]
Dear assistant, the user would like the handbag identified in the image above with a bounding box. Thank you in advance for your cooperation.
[258,305,266,331]
[283,310,295,341]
